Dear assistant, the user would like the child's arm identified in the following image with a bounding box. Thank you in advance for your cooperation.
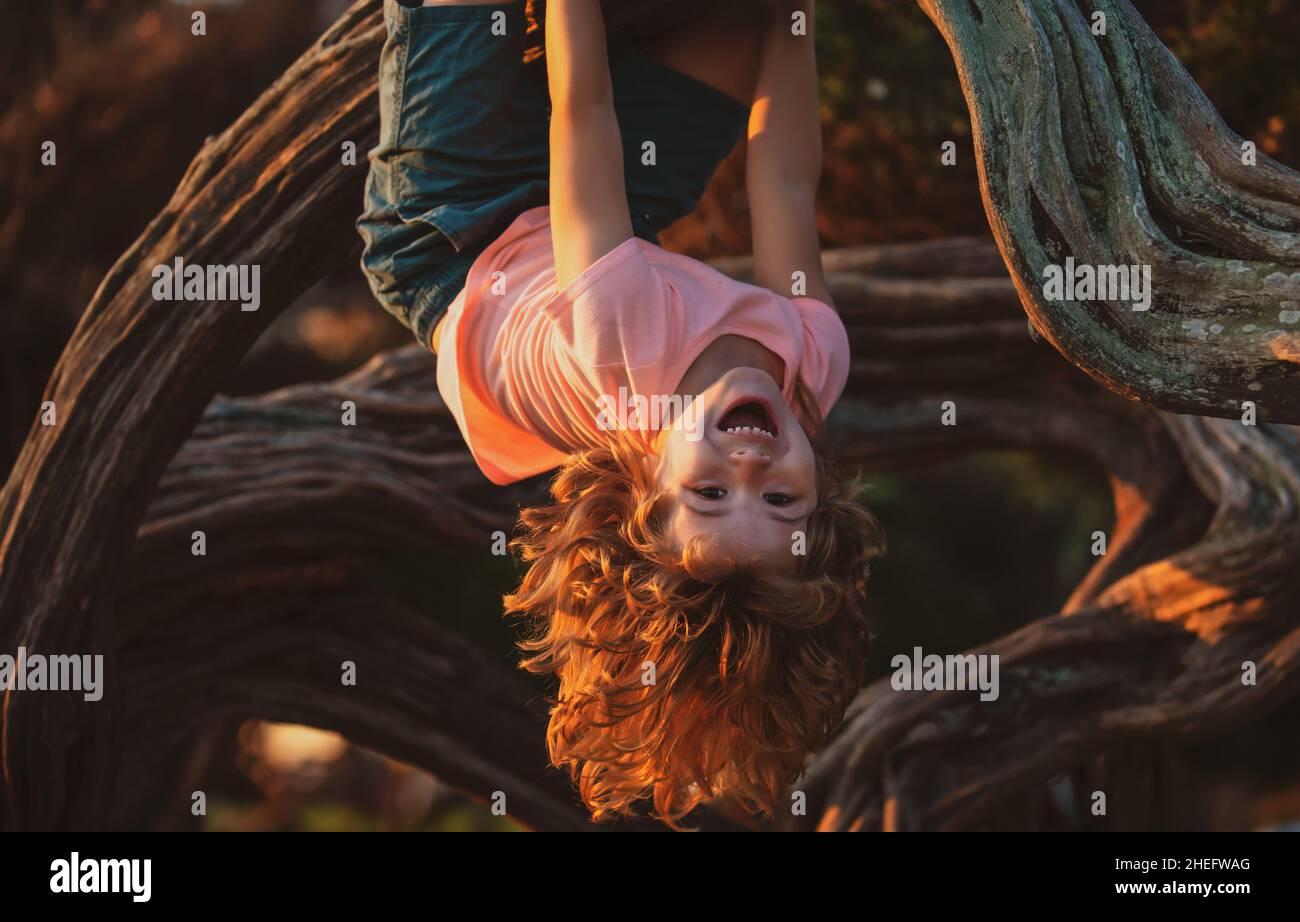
[546,0,635,290]
[745,0,834,307]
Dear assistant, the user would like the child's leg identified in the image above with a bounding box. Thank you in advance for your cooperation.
[359,1,550,348]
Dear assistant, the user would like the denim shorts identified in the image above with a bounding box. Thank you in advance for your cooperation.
[357,0,749,347]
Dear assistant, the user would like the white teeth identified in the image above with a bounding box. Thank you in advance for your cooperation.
[724,426,774,437]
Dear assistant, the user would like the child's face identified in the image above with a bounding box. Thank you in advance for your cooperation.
[653,368,817,572]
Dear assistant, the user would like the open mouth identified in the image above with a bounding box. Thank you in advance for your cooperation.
[717,400,778,439]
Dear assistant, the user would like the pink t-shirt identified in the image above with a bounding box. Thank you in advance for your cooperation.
[435,206,850,486]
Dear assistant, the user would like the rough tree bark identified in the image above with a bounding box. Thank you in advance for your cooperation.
[0,0,389,831]
[919,0,1300,421]
[798,417,1300,830]
[3,0,1300,831]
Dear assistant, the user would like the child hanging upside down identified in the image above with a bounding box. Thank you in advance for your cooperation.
[358,0,884,825]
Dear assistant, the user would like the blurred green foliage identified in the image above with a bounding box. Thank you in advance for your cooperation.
[807,0,1300,246]
[860,452,1112,681]
[814,0,984,242]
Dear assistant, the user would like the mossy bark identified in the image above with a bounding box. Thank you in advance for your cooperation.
[920,0,1300,421]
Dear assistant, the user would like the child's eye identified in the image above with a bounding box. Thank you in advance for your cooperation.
[764,492,793,506]
[692,486,727,500]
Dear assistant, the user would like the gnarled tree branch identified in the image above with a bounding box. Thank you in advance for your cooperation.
[920,0,1300,421]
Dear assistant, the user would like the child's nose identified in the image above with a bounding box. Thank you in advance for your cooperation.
[729,447,772,466]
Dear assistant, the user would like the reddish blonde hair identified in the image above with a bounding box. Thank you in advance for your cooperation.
[505,402,884,825]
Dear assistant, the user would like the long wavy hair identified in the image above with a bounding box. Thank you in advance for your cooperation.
[504,388,884,825]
